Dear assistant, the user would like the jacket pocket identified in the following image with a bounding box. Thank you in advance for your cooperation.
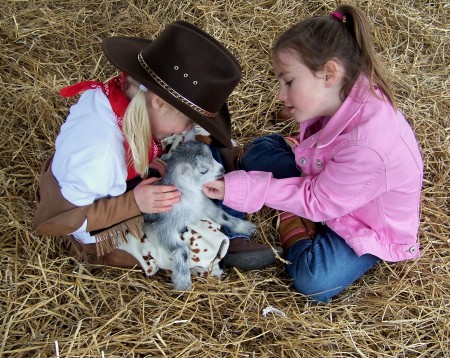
[327,215,379,244]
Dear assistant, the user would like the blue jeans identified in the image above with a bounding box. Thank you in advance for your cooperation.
[240,134,380,303]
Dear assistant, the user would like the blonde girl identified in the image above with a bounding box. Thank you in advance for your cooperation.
[33,21,278,272]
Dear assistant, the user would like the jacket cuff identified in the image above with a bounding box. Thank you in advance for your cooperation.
[223,170,273,213]
[223,171,247,212]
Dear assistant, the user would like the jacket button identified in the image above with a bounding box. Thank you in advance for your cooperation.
[408,246,416,253]
[316,160,323,168]
[299,157,307,165]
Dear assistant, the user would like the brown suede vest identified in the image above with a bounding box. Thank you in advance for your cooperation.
[32,154,143,256]
[32,155,90,235]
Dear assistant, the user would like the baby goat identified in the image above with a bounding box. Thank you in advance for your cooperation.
[144,141,256,290]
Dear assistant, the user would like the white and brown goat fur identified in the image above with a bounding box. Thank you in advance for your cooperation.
[144,141,256,290]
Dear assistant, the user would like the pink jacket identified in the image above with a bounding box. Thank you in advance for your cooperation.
[224,76,423,262]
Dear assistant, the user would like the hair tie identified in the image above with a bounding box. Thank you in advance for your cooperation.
[139,84,148,92]
[331,11,347,23]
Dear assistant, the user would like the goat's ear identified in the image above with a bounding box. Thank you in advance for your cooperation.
[176,163,192,176]
[183,127,196,142]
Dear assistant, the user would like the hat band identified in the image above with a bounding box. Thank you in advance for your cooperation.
[138,52,218,118]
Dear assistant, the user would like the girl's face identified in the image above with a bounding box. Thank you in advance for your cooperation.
[125,75,193,139]
[273,50,339,124]
[148,99,193,140]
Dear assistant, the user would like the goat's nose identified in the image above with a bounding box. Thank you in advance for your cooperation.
[219,166,225,175]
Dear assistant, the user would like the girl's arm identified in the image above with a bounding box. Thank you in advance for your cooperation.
[217,145,387,222]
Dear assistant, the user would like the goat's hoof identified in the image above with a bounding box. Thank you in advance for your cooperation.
[173,276,192,291]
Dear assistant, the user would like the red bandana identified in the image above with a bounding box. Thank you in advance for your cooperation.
[60,73,162,180]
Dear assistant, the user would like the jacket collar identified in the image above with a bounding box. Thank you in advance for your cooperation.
[315,75,371,148]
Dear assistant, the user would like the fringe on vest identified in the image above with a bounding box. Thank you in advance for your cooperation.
[93,215,144,257]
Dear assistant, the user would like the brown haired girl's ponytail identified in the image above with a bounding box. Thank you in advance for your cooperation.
[336,4,396,107]
[272,4,396,107]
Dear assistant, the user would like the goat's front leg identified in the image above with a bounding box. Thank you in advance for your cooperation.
[208,203,257,235]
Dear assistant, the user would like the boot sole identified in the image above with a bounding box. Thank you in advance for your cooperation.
[222,247,282,271]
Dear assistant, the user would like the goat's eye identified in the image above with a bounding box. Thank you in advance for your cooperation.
[200,169,209,175]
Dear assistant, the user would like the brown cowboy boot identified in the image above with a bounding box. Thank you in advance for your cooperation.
[68,235,140,268]
[275,211,317,250]
[221,238,283,271]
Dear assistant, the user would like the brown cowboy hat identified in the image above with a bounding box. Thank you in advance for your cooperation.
[102,21,242,148]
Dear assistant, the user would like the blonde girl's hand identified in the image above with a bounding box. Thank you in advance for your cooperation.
[148,158,167,177]
[133,177,181,214]
[202,179,225,200]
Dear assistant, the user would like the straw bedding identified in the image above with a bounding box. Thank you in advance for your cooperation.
[1,0,449,357]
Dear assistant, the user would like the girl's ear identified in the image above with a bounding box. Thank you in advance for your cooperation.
[148,93,166,110]
[323,60,341,88]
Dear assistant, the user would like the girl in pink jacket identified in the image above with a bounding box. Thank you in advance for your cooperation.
[203,4,423,303]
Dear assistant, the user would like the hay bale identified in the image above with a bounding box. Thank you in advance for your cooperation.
[1,0,448,356]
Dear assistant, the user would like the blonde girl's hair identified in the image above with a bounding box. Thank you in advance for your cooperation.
[272,4,396,108]
[122,88,151,177]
